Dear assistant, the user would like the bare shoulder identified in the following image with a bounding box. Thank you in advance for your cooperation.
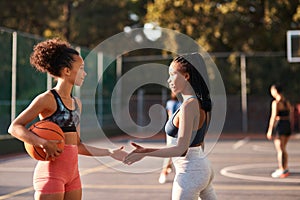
[181,98,199,114]
[271,100,277,105]
[28,90,56,111]
[12,90,56,123]
[271,100,278,109]
[33,90,54,103]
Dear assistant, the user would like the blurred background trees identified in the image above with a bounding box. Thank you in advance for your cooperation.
[1,0,300,97]
[1,0,299,51]
[1,0,300,133]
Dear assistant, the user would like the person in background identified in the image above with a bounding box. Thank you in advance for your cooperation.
[266,83,292,178]
[158,92,181,184]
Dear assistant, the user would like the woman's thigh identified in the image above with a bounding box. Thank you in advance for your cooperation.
[64,189,82,200]
[172,171,210,200]
[35,192,64,200]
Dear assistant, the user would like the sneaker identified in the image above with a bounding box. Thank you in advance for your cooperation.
[158,173,167,184]
[280,169,290,178]
[271,169,289,178]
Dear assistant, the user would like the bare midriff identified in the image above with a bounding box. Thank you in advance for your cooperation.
[64,132,78,145]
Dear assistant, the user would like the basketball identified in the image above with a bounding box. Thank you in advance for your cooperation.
[24,120,65,161]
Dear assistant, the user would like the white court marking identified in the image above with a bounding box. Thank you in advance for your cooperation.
[0,187,34,200]
[220,163,300,183]
[0,161,120,199]
[232,137,250,150]
[252,144,300,154]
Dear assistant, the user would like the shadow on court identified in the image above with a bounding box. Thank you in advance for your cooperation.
[0,133,300,200]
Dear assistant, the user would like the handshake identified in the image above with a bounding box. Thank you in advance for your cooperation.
[110,142,148,165]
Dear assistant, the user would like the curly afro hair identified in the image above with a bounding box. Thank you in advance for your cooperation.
[30,38,79,77]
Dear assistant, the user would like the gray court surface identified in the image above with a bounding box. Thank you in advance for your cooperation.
[0,134,300,200]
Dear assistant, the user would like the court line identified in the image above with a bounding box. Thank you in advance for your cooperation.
[2,162,300,199]
[232,137,249,150]
[0,160,120,199]
[220,163,300,183]
[214,184,300,191]
[79,160,120,176]
[252,145,274,152]
[83,184,172,189]
[0,167,33,172]
[0,187,33,200]
[82,184,300,191]
[252,145,300,154]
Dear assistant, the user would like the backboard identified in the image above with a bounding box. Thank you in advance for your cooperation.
[287,30,300,63]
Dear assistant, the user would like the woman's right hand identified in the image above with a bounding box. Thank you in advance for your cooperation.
[40,139,63,160]
[266,130,272,140]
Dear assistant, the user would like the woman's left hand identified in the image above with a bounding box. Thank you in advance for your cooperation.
[266,131,272,140]
[110,146,128,161]
[123,143,146,165]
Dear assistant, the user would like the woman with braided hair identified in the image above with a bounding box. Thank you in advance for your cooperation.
[124,53,217,200]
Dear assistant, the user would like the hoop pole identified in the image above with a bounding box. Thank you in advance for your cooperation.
[240,54,248,132]
[11,32,17,122]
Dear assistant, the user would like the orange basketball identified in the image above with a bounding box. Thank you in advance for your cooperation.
[24,120,65,161]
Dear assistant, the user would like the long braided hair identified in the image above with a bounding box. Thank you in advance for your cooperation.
[172,53,212,112]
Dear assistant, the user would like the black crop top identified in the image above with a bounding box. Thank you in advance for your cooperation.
[44,89,80,132]
[277,100,290,117]
[277,110,289,117]
[165,107,208,147]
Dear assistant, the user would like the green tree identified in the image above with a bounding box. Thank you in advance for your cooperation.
[0,0,148,47]
[145,0,300,52]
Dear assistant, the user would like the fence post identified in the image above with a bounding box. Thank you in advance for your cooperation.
[11,31,17,122]
[115,55,122,126]
[240,54,248,132]
[97,51,103,125]
[137,89,144,132]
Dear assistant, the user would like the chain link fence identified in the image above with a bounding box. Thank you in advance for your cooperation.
[1,27,300,138]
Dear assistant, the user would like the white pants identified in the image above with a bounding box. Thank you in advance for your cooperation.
[172,147,217,200]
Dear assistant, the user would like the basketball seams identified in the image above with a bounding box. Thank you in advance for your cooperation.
[31,125,65,139]
[33,146,46,160]
[25,120,65,161]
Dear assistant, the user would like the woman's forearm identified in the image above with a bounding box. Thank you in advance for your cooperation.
[144,146,187,158]
[77,143,111,157]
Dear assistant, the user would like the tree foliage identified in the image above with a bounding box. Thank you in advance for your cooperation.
[1,0,300,98]
[0,0,147,47]
[145,0,300,99]
[145,0,300,52]
[1,0,299,51]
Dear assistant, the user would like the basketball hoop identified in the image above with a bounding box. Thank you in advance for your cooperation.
[287,30,300,63]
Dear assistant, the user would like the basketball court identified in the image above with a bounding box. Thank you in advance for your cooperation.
[0,133,299,200]
[1,28,300,200]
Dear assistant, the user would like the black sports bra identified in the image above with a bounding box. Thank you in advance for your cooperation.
[44,89,80,132]
[277,110,289,117]
[277,100,290,117]
[165,106,208,147]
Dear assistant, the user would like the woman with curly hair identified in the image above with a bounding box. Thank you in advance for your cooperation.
[8,38,127,200]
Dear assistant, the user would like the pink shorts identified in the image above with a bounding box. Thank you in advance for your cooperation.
[33,145,81,194]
